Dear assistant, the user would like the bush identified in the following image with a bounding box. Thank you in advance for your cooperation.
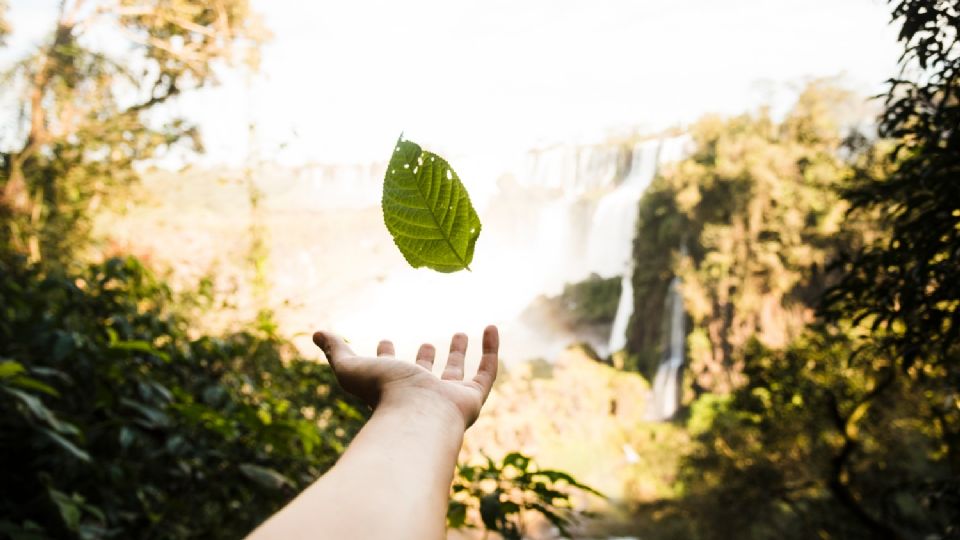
[0,255,366,539]
[448,452,602,539]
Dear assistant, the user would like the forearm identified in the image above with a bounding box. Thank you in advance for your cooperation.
[247,390,466,540]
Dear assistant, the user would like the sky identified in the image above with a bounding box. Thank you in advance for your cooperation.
[4,0,902,166]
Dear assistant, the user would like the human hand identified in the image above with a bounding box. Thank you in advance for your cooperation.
[312,325,499,429]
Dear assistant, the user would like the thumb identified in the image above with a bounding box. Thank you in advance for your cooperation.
[312,331,357,368]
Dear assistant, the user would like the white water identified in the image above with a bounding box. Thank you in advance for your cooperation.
[585,139,660,278]
[600,135,692,354]
[607,274,634,353]
[646,275,685,421]
[276,134,689,367]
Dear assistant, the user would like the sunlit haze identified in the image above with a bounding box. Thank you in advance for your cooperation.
[5,0,899,166]
[0,0,903,365]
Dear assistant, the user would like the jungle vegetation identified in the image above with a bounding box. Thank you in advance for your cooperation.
[624,1,959,537]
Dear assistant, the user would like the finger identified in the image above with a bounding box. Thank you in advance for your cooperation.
[472,325,500,400]
[312,331,357,368]
[441,332,468,380]
[416,343,436,370]
[377,340,395,357]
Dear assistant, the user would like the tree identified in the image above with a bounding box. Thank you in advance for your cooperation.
[0,0,266,264]
[626,83,860,393]
[668,3,960,538]
[818,0,960,534]
[0,254,368,538]
[824,0,960,390]
[678,327,956,540]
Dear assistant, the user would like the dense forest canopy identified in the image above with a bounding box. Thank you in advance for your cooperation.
[626,83,859,392]
[623,1,959,537]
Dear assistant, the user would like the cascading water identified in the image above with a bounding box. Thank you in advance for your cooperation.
[585,139,661,278]
[646,275,685,421]
[607,274,634,353]
[601,135,692,354]
[284,133,690,366]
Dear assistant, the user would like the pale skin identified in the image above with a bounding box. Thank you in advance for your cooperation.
[246,325,500,540]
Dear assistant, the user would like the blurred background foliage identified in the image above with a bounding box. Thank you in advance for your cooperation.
[618,1,959,538]
[449,452,602,540]
[626,83,863,389]
[0,0,265,265]
[0,254,365,538]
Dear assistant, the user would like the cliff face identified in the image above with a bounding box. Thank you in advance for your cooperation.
[627,84,864,394]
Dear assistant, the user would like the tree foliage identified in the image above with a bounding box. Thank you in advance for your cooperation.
[677,330,957,539]
[0,0,266,264]
[627,83,859,391]
[824,0,960,377]
[0,254,366,539]
[646,2,960,539]
[448,452,602,539]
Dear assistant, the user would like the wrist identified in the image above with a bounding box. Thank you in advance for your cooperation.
[377,385,468,435]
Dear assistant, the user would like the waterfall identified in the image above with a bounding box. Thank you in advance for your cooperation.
[602,135,691,354]
[535,197,587,293]
[646,276,685,421]
[585,139,661,277]
[285,133,690,366]
[607,273,633,352]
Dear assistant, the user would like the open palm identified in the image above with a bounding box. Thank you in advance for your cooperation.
[313,326,499,427]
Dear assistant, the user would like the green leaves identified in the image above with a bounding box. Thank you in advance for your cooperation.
[0,255,368,539]
[448,452,601,538]
[239,464,294,491]
[382,136,481,273]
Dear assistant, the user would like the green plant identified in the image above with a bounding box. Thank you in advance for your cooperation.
[824,0,960,379]
[678,330,957,540]
[447,452,602,539]
[381,137,481,273]
[0,254,367,539]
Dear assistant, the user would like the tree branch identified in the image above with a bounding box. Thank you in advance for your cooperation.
[824,370,901,539]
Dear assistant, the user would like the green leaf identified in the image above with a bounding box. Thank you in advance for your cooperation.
[120,398,171,428]
[3,387,77,434]
[239,463,293,490]
[48,489,82,531]
[503,452,531,472]
[447,501,468,529]
[9,376,60,397]
[0,360,25,379]
[42,429,91,462]
[109,339,170,362]
[382,136,481,273]
[479,492,504,530]
[119,427,136,449]
[52,332,76,362]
